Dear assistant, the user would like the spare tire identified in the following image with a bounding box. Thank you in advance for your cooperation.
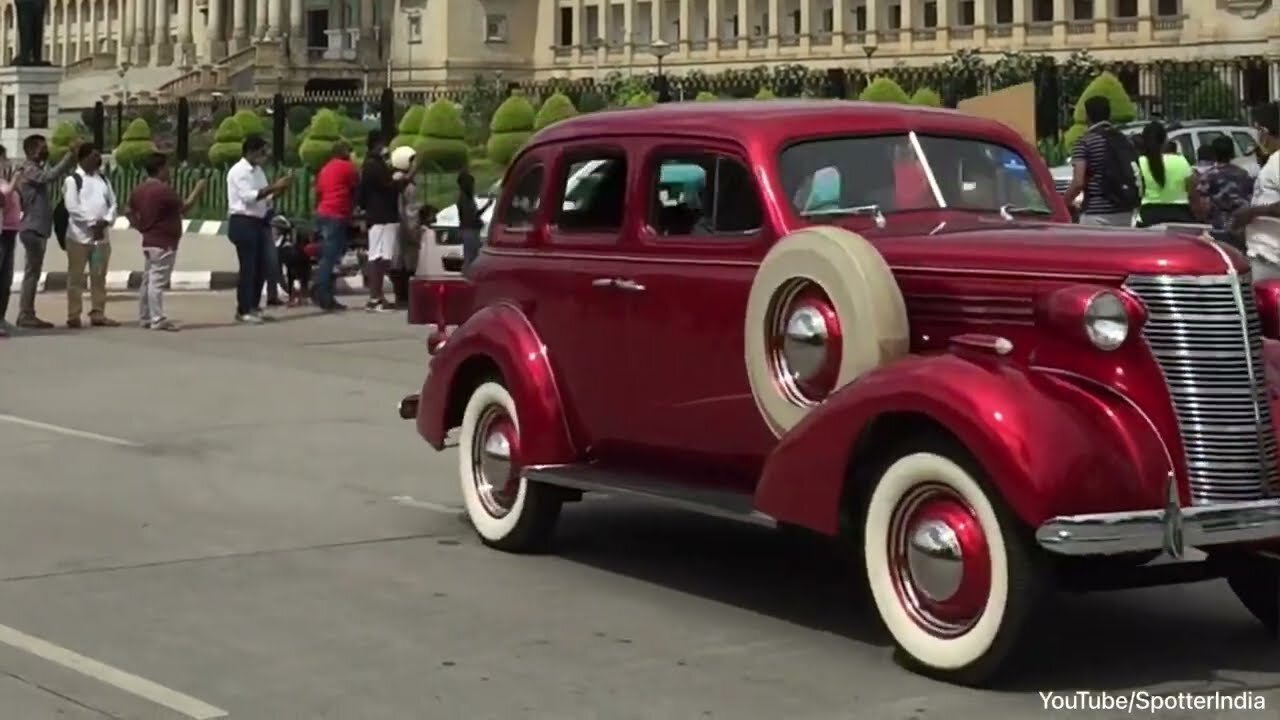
[744,225,910,437]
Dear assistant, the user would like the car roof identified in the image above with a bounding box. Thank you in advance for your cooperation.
[529,99,1029,153]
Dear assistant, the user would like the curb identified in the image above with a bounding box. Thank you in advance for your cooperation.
[10,271,384,294]
[110,218,231,235]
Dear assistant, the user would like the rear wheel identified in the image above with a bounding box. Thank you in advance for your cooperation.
[861,442,1042,686]
[457,381,562,552]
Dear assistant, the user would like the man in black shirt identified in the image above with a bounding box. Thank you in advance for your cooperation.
[457,171,492,270]
[358,130,416,312]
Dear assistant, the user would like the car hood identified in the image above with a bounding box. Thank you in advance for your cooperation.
[862,218,1247,278]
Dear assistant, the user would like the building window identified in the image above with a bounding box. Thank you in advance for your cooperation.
[585,5,599,42]
[923,1,937,27]
[822,7,833,31]
[1115,0,1137,15]
[486,13,508,42]
[407,13,422,44]
[853,6,866,31]
[1031,0,1053,21]
[1156,0,1178,14]
[558,7,572,45]
[1072,0,1092,19]
[958,0,975,24]
[994,0,1012,22]
[888,3,901,28]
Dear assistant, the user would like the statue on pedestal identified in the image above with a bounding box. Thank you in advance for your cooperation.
[13,0,51,66]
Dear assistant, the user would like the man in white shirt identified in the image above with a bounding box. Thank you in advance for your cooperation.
[226,136,290,323]
[1234,102,1280,280]
[63,143,118,328]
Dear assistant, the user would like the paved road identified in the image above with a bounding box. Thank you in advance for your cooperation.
[0,292,1277,719]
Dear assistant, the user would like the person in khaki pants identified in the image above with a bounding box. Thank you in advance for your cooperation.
[62,143,118,328]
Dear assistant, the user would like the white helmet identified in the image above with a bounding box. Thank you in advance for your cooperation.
[390,145,416,171]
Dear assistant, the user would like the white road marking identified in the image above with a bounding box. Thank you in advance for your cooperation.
[391,495,463,514]
[0,414,141,447]
[0,623,227,719]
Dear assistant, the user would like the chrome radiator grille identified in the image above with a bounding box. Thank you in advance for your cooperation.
[1125,274,1280,504]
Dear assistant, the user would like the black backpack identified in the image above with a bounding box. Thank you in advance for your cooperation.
[1094,127,1140,211]
[53,173,81,251]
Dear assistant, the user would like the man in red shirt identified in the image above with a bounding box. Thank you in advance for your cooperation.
[127,152,207,330]
[312,141,358,311]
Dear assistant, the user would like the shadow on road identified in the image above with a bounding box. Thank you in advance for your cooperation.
[553,502,1280,692]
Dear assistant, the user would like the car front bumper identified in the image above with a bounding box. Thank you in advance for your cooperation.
[1037,497,1280,557]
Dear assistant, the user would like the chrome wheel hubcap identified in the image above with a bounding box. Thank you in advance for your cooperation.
[470,407,520,518]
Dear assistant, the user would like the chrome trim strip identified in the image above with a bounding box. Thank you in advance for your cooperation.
[1037,497,1280,556]
[908,130,946,208]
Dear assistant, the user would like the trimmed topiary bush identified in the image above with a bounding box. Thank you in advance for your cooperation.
[1061,123,1088,155]
[233,109,266,139]
[911,87,943,107]
[207,117,245,167]
[625,92,655,107]
[49,121,82,163]
[419,99,469,172]
[113,118,158,168]
[391,104,426,151]
[859,77,911,104]
[298,109,343,170]
[578,91,607,112]
[755,87,776,99]
[1071,71,1137,125]
[486,95,536,166]
[534,92,578,130]
[286,105,314,134]
[695,91,718,101]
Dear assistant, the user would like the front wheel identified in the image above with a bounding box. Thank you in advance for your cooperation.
[862,444,1042,686]
[1223,553,1280,638]
[458,381,562,552]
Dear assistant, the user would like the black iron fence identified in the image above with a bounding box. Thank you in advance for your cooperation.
[78,52,1275,168]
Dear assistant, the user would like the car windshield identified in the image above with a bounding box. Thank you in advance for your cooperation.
[779,134,1052,218]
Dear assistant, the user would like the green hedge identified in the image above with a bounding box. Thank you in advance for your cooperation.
[114,118,157,168]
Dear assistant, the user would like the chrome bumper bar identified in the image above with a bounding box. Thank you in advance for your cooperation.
[1036,498,1280,557]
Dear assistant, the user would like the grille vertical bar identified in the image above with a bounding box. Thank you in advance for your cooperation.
[1124,274,1280,504]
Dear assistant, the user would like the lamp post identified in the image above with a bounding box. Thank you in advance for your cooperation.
[401,8,420,87]
[650,38,672,102]
[591,36,605,80]
[861,44,876,73]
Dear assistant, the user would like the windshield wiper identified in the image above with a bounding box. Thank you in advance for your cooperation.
[801,204,886,228]
[999,204,1053,220]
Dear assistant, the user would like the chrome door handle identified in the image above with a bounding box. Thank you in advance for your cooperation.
[614,279,646,292]
[590,278,615,287]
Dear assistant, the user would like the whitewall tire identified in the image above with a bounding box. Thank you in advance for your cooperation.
[862,446,1039,686]
[458,381,561,552]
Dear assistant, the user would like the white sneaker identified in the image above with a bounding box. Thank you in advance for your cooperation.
[236,313,263,324]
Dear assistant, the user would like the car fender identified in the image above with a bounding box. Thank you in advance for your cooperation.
[753,353,1171,535]
[416,302,575,464]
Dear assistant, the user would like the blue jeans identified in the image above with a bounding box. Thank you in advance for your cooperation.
[228,215,266,316]
[313,217,349,306]
[460,227,482,268]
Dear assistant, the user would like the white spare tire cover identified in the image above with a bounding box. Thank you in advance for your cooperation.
[745,225,910,437]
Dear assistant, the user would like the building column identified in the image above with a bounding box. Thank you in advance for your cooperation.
[1005,0,1019,44]
[255,0,269,40]
[208,0,227,61]
[936,0,949,46]
[678,0,689,48]
[231,0,249,50]
[900,0,912,50]
[832,0,844,49]
[153,0,171,64]
[571,0,584,63]
[133,0,150,63]
[176,0,194,65]
[75,0,85,60]
[289,0,304,56]
[90,0,100,58]
[798,0,811,51]
[358,0,374,56]
[1052,0,1067,42]
[119,0,133,62]
[61,0,71,65]
[736,0,747,49]
[622,0,633,64]
[706,0,719,57]
[767,0,779,49]
[866,0,879,44]
[650,0,660,43]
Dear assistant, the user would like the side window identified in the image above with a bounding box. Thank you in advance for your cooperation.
[648,153,762,238]
[1173,134,1195,164]
[501,165,544,231]
[1233,131,1258,157]
[555,153,628,232]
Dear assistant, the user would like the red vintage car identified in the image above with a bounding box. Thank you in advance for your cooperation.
[400,100,1280,685]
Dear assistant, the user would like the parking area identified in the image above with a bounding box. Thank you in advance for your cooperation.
[0,291,1277,719]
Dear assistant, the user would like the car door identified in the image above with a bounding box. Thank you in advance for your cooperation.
[614,140,778,489]
[530,144,639,459]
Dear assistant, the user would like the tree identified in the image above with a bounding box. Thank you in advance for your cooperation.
[911,87,943,107]
[207,117,245,167]
[486,94,536,166]
[694,91,718,101]
[858,77,910,104]
[534,92,578,130]
[233,109,266,139]
[298,109,343,170]
[391,104,427,151]
[49,121,83,163]
[1071,71,1137,125]
[755,87,776,99]
[420,99,470,172]
[114,118,158,168]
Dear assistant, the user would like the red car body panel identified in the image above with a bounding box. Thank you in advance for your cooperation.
[415,100,1278,536]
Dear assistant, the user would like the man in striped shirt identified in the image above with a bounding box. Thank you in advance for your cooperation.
[1063,96,1139,227]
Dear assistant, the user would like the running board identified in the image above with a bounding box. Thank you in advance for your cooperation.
[524,465,777,528]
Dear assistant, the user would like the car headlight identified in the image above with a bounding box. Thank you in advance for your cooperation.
[1084,291,1129,351]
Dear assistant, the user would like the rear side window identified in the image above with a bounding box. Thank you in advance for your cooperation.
[555,153,628,232]
[501,164,544,231]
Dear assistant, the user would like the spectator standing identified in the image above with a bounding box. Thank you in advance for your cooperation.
[63,143,119,328]
[312,140,358,311]
[456,171,493,269]
[226,136,291,324]
[1135,122,1195,227]
[0,146,21,337]
[358,131,414,312]
[128,152,208,331]
[1063,96,1140,227]
[391,146,421,308]
[1232,102,1280,279]
[1193,135,1254,253]
[14,133,77,329]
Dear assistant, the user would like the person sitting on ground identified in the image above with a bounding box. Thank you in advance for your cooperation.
[128,152,208,331]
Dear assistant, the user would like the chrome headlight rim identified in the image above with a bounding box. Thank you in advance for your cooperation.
[1083,290,1130,351]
